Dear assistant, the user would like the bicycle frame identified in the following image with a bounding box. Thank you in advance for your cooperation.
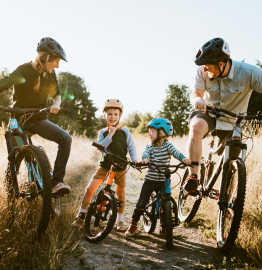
[5,117,31,196]
[144,168,180,226]
[200,116,248,209]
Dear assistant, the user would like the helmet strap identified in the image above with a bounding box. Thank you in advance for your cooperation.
[217,61,227,78]
[37,53,50,78]
[152,130,167,145]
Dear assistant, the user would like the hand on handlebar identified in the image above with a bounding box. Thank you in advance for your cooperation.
[182,158,192,165]
[50,104,60,114]
[194,97,207,113]
[142,158,149,164]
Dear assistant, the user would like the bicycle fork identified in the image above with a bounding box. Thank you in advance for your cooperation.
[218,123,247,209]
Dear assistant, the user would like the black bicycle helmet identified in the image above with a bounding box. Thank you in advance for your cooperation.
[37,37,67,62]
[193,38,230,66]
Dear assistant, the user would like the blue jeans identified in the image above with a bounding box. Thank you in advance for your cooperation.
[23,120,72,187]
[132,180,164,223]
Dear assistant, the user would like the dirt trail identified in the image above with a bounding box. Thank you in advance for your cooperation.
[64,172,247,270]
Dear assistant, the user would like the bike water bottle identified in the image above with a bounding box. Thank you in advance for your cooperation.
[9,118,18,130]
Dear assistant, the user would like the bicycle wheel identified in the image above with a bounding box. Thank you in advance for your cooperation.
[37,146,61,216]
[85,191,117,243]
[143,192,157,233]
[164,200,173,250]
[217,159,246,250]
[5,145,52,238]
[177,163,205,223]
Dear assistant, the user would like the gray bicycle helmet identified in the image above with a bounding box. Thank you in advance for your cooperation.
[37,37,67,62]
[193,38,230,66]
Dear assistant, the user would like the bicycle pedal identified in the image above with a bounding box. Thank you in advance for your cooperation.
[208,189,219,200]
[117,200,123,207]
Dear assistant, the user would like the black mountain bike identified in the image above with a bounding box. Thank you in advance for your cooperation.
[136,161,198,250]
[84,142,141,243]
[177,106,262,250]
[2,107,58,239]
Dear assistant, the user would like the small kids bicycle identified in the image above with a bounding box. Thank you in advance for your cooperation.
[177,106,262,250]
[136,161,198,250]
[2,106,60,239]
[84,142,141,243]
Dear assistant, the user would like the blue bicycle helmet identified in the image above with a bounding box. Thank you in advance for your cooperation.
[146,118,173,136]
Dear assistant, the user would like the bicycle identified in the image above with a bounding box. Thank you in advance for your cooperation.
[84,142,141,243]
[177,106,262,250]
[136,161,198,250]
[2,106,60,239]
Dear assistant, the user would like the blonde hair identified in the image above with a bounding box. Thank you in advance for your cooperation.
[155,129,168,151]
[32,52,59,92]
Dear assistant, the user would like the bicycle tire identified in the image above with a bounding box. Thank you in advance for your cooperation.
[5,145,52,239]
[143,192,157,233]
[164,200,173,250]
[37,146,61,216]
[217,159,246,250]
[177,163,205,223]
[85,191,117,243]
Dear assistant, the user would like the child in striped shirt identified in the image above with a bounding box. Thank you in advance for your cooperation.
[125,118,191,236]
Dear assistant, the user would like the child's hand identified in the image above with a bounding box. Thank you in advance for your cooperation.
[108,126,117,139]
[182,158,192,165]
[142,158,149,164]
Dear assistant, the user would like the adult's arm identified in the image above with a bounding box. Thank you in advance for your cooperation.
[251,65,262,93]
[190,88,207,112]
[192,66,207,112]
[0,68,24,93]
[50,95,61,114]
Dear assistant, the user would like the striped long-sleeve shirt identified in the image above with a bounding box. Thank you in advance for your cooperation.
[142,141,186,181]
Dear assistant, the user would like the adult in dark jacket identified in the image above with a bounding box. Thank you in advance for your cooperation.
[0,37,72,196]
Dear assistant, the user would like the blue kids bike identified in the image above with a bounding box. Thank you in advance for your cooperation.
[136,161,198,250]
[1,106,59,239]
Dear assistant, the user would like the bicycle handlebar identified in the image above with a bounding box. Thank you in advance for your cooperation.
[135,161,199,175]
[92,142,141,172]
[0,107,51,115]
[206,105,262,121]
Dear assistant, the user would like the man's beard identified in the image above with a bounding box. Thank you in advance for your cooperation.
[207,71,218,78]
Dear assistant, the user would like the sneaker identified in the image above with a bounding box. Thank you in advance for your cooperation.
[125,224,137,237]
[52,182,71,196]
[116,221,126,232]
[183,174,199,195]
[159,227,166,235]
[71,212,86,228]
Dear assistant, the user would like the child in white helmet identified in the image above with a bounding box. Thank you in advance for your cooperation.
[125,118,191,236]
[71,99,138,231]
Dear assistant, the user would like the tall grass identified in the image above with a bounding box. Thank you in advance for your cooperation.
[0,129,100,270]
[0,129,262,268]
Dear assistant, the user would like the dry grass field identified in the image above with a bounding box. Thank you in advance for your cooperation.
[0,128,262,269]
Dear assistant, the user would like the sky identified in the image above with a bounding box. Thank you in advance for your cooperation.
[1,0,262,119]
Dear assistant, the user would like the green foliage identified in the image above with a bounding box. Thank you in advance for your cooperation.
[121,111,141,130]
[120,111,154,134]
[0,68,13,125]
[49,72,98,137]
[158,84,192,136]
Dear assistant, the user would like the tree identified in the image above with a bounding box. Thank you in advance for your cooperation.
[159,84,192,136]
[49,72,98,137]
[120,111,154,134]
[136,113,154,134]
[120,111,141,130]
[0,68,13,125]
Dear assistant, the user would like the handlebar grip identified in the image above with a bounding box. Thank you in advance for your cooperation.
[92,142,105,150]
[191,161,199,166]
[206,105,213,111]
[135,162,144,167]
